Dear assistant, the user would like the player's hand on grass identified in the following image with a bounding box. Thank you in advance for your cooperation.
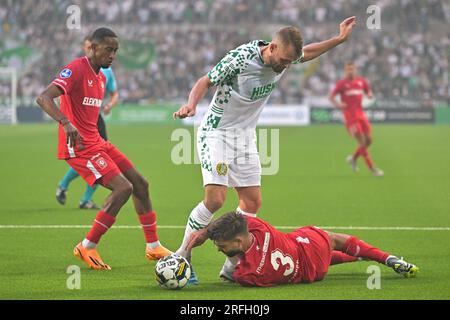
[63,122,82,149]
[173,104,196,119]
[337,16,356,42]
[185,229,209,251]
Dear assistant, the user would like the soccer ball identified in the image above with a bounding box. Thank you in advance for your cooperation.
[155,254,191,290]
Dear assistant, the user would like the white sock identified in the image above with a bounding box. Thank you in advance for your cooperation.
[385,255,398,266]
[147,240,161,249]
[176,201,214,260]
[82,238,97,249]
[236,207,257,218]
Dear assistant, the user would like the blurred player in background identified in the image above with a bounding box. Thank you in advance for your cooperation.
[188,211,418,287]
[173,17,357,284]
[329,61,384,176]
[56,35,119,209]
[36,28,171,270]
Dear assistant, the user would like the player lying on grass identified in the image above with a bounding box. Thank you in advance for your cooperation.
[36,27,171,270]
[187,212,418,287]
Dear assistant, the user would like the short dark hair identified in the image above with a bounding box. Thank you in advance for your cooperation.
[207,212,248,242]
[91,27,117,44]
[275,26,303,57]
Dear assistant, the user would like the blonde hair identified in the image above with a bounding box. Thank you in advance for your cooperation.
[274,26,303,57]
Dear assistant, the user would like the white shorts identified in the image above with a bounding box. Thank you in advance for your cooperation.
[197,129,261,188]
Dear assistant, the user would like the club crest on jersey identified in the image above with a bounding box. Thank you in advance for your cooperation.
[87,79,93,87]
[96,157,107,169]
[60,68,72,79]
[216,163,228,176]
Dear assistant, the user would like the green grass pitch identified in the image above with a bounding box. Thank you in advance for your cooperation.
[0,123,449,299]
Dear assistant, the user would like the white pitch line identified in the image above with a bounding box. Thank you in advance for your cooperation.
[0,225,449,231]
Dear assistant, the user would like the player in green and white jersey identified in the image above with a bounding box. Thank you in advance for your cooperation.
[173,17,357,284]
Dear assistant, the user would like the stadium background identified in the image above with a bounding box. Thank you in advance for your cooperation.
[0,0,449,300]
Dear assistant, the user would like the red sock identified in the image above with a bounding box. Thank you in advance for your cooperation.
[139,211,159,243]
[342,236,389,264]
[86,210,116,244]
[352,146,364,160]
[359,147,374,169]
[330,251,359,265]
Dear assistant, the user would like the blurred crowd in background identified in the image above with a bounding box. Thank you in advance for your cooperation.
[0,0,449,106]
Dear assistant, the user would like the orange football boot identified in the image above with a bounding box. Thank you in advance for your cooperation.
[73,242,111,270]
[145,245,173,260]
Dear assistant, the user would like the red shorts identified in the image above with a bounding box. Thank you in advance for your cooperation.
[345,116,372,137]
[289,226,332,283]
[65,142,134,186]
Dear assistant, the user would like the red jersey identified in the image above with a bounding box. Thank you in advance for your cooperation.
[332,76,370,122]
[233,217,330,287]
[52,56,106,159]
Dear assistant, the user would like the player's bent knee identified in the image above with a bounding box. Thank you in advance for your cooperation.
[326,231,350,250]
[241,198,261,213]
[204,196,225,212]
[135,175,149,192]
[119,181,133,199]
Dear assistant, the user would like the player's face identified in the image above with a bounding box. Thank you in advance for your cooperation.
[267,43,299,73]
[214,238,243,257]
[92,37,119,68]
[344,64,357,78]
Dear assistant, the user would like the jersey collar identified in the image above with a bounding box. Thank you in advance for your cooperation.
[83,56,102,78]
[257,40,269,65]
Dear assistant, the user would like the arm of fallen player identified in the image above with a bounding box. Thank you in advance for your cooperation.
[185,228,209,251]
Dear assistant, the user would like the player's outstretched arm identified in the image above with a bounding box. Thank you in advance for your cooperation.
[36,84,81,148]
[302,16,356,62]
[173,75,213,119]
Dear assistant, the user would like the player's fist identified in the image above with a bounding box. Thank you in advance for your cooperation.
[173,104,196,119]
[337,16,356,42]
